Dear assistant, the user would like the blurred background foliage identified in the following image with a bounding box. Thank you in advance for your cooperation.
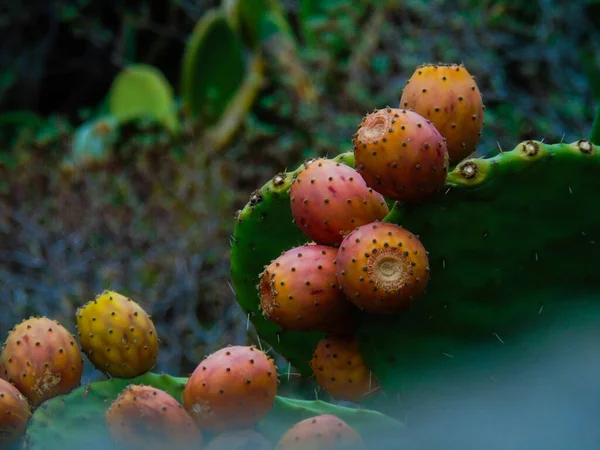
[0,0,599,384]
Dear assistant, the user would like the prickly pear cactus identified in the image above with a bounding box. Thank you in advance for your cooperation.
[23,372,401,450]
[230,139,600,401]
[108,64,180,134]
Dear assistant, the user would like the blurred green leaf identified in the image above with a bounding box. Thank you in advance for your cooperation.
[108,64,180,134]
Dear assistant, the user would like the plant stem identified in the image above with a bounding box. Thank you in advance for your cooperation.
[590,106,600,145]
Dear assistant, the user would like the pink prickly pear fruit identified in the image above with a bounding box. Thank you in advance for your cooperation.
[105,384,202,450]
[183,345,278,432]
[352,107,449,202]
[0,317,83,407]
[277,414,364,449]
[0,378,31,447]
[310,336,379,402]
[205,429,272,450]
[258,244,359,334]
[76,290,160,378]
[290,158,389,246]
[335,222,430,314]
[400,63,484,163]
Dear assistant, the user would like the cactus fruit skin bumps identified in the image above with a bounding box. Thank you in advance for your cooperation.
[76,290,159,378]
[277,414,364,449]
[310,336,379,402]
[352,108,449,202]
[258,244,358,334]
[0,378,31,446]
[105,384,202,450]
[183,345,278,432]
[289,158,389,245]
[0,317,83,407]
[400,63,484,163]
[335,222,429,314]
[205,429,272,450]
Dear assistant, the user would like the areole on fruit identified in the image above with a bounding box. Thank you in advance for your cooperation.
[335,222,430,314]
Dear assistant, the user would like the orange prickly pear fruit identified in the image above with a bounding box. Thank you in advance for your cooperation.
[352,108,449,202]
[290,158,389,246]
[258,244,359,334]
[0,317,83,406]
[183,345,278,432]
[335,222,430,314]
[400,63,485,163]
[0,378,31,446]
[277,414,364,449]
[76,290,160,378]
[105,384,202,450]
[310,335,379,402]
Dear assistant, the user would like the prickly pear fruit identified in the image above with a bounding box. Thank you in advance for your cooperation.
[0,378,31,446]
[277,414,364,449]
[310,336,379,402]
[335,222,429,314]
[352,107,449,202]
[105,384,202,450]
[76,290,159,378]
[290,159,389,245]
[258,244,359,334]
[205,429,272,450]
[400,63,484,163]
[183,345,278,432]
[0,317,83,406]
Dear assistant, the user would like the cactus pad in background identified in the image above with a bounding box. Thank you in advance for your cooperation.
[62,115,119,171]
[230,139,600,405]
[181,10,245,126]
[181,10,265,151]
[23,372,401,449]
[224,0,292,48]
[108,65,180,134]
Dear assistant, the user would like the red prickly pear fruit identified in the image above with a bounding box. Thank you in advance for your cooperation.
[310,336,379,402]
[258,244,359,334]
[76,290,160,378]
[277,414,364,449]
[105,384,202,450]
[0,317,83,407]
[290,158,389,246]
[400,63,484,163]
[335,222,429,314]
[0,378,31,446]
[352,107,449,202]
[183,345,278,432]
[205,429,272,450]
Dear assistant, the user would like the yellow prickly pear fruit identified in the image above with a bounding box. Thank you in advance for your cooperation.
[400,63,485,164]
[76,290,160,378]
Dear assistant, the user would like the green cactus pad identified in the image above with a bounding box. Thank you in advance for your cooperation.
[61,115,119,170]
[230,153,355,376]
[223,0,293,48]
[108,64,180,134]
[181,10,246,126]
[23,372,401,449]
[358,139,600,400]
[230,140,600,403]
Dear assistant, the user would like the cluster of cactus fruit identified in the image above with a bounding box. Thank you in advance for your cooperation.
[231,61,600,411]
[254,63,485,401]
[0,290,384,449]
[2,60,599,449]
